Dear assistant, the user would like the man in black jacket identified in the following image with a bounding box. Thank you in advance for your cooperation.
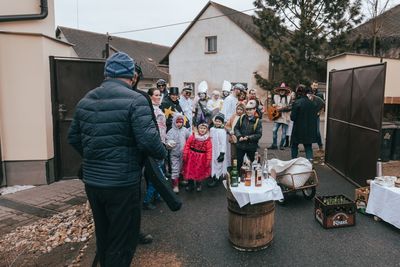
[68,52,166,266]
[290,85,318,161]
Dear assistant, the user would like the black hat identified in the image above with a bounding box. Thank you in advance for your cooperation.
[169,87,179,95]
[213,113,225,123]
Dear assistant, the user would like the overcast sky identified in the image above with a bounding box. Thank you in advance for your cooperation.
[54,0,255,47]
[54,0,400,47]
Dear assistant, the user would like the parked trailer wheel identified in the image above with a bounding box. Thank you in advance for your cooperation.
[302,187,316,200]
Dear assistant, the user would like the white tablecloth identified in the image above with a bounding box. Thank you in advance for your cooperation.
[224,179,284,208]
[366,181,400,229]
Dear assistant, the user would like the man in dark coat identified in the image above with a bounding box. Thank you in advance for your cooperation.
[234,100,263,170]
[311,81,325,150]
[290,85,318,161]
[160,87,188,131]
[68,52,167,266]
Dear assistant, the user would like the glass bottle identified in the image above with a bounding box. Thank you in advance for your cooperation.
[262,148,269,179]
[230,160,239,187]
[255,167,262,187]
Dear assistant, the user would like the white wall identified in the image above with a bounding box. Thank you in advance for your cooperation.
[0,34,75,160]
[0,0,56,37]
[169,5,270,94]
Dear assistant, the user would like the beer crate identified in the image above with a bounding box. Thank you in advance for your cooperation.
[355,186,370,214]
[314,195,356,229]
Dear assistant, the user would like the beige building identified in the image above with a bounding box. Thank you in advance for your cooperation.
[161,1,270,95]
[0,0,75,185]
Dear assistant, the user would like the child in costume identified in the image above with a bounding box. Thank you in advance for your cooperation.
[182,121,212,192]
[208,113,227,187]
[166,113,190,193]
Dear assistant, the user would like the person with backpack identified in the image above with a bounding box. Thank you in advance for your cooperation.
[234,100,262,170]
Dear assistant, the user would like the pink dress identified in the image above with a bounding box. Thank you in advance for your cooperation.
[182,134,212,181]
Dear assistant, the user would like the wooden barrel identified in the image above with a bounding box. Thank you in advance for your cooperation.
[227,192,275,251]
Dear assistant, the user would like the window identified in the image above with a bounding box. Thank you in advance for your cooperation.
[205,36,217,53]
[183,82,195,95]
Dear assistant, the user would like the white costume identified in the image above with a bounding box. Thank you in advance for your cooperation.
[221,94,238,123]
[179,96,193,129]
[210,127,227,178]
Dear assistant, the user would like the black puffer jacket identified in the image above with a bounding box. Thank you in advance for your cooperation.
[68,79,167,188]
[234,114,262,151]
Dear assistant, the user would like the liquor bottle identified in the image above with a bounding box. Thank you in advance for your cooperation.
[255,167,262,187]
[252,152,259,172]
[376,158,382,177]
[262,148,269,179]
[245,168,252,186]
[230,160,239,187]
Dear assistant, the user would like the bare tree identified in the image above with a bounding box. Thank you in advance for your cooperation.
[364,0,390,56]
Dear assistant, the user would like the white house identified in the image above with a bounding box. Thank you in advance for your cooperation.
[161,1,270,95]
[0,0,75,185]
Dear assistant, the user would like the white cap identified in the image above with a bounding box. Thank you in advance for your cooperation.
[222,80,231,92]
[198,81,208,94]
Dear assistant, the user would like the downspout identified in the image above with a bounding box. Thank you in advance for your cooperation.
[0,0,48,22]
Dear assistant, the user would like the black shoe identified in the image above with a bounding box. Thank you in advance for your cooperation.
[279,147,285,150]
[152,196,163,204]
[138,232,153,244]
[143,202,156,210]
[207,176,219,187]
[268,145,278,150]
[185,180,194,192]
[196,182,202,192]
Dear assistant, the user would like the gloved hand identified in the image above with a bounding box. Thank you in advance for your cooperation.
[217,152,225,163]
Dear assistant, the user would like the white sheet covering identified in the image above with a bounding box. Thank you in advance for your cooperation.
[224,179,283,208]
[366,181,400,229]
[268,157,312,188]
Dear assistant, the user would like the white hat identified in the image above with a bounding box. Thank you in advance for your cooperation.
[233,83,246,91]
[246,100,257,109]
[222,80,231,92]
[198,81,208,94]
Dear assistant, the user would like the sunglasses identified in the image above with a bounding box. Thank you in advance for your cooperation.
[246,108,255,110]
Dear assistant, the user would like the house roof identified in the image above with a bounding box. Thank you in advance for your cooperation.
[351,4,400,39]
[160,1,264,64]
[56,26,169,80]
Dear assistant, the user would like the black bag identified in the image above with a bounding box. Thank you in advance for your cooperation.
[145,157,182,212]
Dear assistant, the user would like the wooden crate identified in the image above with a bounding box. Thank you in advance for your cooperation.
[355,187,370,214]
[315,195,356,229]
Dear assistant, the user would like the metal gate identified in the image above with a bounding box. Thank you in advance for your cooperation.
[50,57,105,180]
[326,63,386,186]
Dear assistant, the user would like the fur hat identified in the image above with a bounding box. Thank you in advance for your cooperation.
[104,52,135,78]
[212,90,220,96]
[246,100,257,109]
[169,87,179,95]
[232,83,246,91]
[273,83,291,95]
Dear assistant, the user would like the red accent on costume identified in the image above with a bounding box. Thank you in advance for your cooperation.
[182,134,212,181]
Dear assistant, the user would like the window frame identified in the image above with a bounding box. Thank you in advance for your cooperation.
[205,36,217,54]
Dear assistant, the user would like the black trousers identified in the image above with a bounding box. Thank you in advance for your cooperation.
[85,184,141,267]
[236,148,256,171]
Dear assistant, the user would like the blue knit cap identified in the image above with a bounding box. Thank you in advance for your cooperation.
[104,52,135,78]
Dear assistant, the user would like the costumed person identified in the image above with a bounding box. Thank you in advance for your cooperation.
[284,91,296,147]
[166,113,190,193]
[225,103,245,164]
[310,80,325,150]
[268,83,292,150]
[182,121,212,192]
[156,78,168,102]
[221,83,245,167]
[248,88,264,118]
[179,85,194,132]
[160,87,188,131]
[207,90,224,112]
[142,87,167,210]
[208,113,227,187]
[193,81,211,126]
[291,85,319,162]
[238,90,247,105]
[234,100,262,170]
[221,80,231,100]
